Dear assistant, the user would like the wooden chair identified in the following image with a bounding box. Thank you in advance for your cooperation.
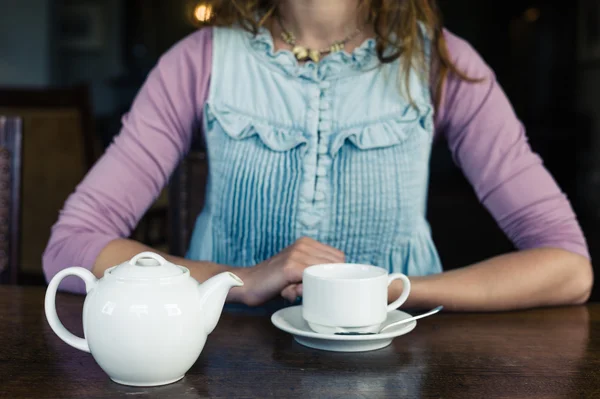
[168,150,209,257]
[0,86,97,167]
[0,86,97,284]
[0,117,22,284]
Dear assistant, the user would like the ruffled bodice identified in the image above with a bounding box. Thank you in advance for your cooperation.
[187,26,443,278]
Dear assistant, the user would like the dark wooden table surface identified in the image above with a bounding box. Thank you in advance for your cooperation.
[1,286,600,398]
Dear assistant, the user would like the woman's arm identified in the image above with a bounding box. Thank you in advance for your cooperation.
[42,29,224,294]
[394,248,591,311]
[391,30,593,311]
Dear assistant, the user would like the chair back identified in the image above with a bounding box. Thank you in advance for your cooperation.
[0,86,96,283]
[168,150,209,257]
[0,117,22,284]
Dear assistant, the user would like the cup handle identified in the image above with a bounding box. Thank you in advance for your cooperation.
[44,267,97,353]
[387,273,411,312]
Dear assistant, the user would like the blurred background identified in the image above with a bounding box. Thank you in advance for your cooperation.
[0,0,598,299]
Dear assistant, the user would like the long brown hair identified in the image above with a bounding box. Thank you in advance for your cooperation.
[198,0,477,108]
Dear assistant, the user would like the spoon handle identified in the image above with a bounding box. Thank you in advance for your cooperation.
[379,305,444,333]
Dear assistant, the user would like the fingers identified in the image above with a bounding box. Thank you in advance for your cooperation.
[244,237,345,307]
[305,238,345,262]
[281,238,346,283]
[290,252,339,267]
[281,259,309,283]
[292,237,345,263]
[281,285,298,302]
[281,283,303,302]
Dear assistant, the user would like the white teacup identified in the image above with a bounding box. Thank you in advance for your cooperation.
[302,263,411,334]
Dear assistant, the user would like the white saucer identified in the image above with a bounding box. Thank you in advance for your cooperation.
[271,306,417,352]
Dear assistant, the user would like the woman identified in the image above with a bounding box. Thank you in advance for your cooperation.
[43,0,592,311]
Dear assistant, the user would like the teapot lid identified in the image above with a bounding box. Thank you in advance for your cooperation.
[109,252,185,279]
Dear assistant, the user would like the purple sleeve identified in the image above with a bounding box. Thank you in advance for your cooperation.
[42,28,213,293]
[436,30,590,260]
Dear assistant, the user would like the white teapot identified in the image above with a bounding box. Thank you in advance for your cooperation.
[44,252,243,387]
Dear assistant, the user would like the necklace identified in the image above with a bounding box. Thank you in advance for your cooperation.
[276,15,361,63]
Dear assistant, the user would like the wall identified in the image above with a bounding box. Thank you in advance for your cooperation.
[57,0,125,117]
[576,1,600,222]
[0,0,125,114]
[0,0,54,86]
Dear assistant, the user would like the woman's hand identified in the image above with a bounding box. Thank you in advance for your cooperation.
[233,237,344,306]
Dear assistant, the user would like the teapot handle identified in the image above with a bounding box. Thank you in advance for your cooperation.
[44,267,97,353]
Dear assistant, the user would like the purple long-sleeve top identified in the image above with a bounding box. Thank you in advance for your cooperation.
[43,28,590,293]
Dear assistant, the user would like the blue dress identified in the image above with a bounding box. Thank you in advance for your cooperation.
[187,26,443,278]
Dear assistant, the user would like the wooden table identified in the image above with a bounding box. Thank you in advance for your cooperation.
[1,286,599,398]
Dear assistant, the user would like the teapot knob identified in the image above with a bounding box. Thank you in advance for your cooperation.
[129,252,168,267]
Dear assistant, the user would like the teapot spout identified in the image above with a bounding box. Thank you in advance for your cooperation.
[197,272,244,335]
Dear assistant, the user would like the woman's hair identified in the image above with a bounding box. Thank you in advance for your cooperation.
[199,0,476,108]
